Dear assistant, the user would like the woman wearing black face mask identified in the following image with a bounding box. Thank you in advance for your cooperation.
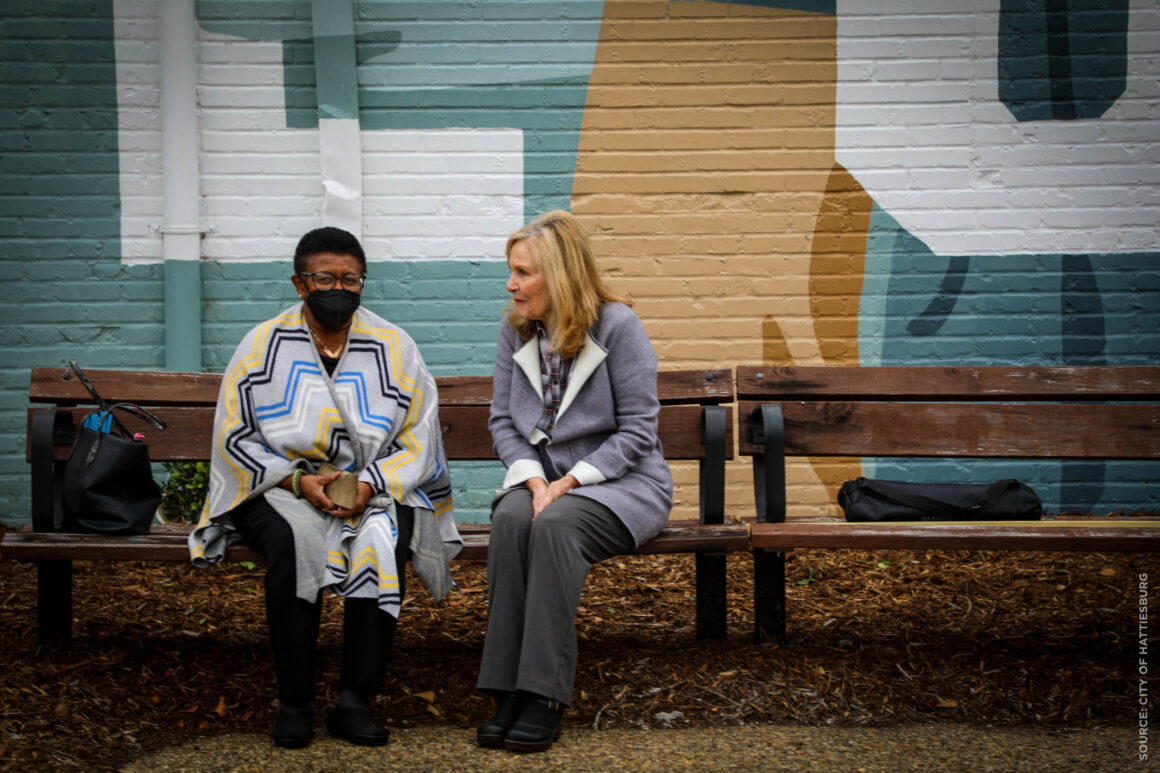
[189,227,461,750]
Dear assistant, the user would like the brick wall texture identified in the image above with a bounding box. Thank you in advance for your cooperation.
[1,0,1157,526]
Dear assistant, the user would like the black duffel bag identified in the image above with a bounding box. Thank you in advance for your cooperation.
[838,477,1042,522]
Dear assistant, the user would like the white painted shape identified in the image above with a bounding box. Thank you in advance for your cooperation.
[361,129,524,261]
[836,0,1160,256]
[116,3,523,264]
[319,117,363,236]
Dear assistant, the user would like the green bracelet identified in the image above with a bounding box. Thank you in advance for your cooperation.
[291,468,304,498]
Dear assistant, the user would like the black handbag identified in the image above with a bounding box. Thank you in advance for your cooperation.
[60,362,167,535]
[838,477,1042,522]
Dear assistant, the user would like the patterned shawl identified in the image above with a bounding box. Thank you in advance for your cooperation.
[188,304,460,617]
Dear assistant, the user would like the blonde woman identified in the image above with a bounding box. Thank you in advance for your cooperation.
[475,211,673,753]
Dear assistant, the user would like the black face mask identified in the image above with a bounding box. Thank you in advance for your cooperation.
[306,289,361,331]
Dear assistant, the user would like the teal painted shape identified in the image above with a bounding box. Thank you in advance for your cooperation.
[197,0,606,214]
[0,1,172,526]
[706,0,835,14]
[998,0,1130,120]
[857,202,893,367]
[164,259,203,372]
[858,204,1160,514]
[311,0,360,120]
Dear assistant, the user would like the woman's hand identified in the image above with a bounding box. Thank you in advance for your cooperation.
[293,469,342,513]
[325,481,376,519]
[527,474,579,520]
[283,470,373,518]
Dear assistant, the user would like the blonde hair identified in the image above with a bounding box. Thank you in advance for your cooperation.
[505,210,628,358]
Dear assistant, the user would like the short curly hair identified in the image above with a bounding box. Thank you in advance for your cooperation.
[293,227,367,273]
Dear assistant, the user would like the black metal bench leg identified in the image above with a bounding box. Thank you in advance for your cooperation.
[36,559,73,643]
[753,548,785,643]
[695,552,727,640]
[694,404,728,640]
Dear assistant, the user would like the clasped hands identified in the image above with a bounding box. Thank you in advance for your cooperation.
[525,474,579,519]
[286,470,376,518]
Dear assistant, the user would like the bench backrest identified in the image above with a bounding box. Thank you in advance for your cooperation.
[737,365,1160,460]
[29,367,734,463]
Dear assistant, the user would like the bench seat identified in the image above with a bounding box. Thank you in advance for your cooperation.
[1,522,751,563]
[750,518,1160,552]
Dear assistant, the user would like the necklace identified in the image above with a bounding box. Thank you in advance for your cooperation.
[307,323,346,359]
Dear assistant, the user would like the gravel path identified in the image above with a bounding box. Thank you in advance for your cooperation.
[121,724,1150,772]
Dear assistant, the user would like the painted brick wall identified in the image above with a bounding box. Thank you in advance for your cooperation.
[0,3,168,524]
[1,0,1157,528]
[572,0,1158,518]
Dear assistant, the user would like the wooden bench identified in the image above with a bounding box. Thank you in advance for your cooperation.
[736,365,1160,642]
[2,366,739,643]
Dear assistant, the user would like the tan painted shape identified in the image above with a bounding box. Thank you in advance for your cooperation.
[572,1,845,518]
[810,163,873,367]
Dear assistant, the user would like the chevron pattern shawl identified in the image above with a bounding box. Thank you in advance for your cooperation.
[189,304,460,616]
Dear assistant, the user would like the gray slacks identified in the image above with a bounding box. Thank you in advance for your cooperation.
[476,488,635,706]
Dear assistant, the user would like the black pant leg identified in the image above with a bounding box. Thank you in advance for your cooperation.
[339,505,414,698]
[232,495,321,707]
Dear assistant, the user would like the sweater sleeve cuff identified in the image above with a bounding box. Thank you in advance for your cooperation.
[567,460,606,487]
[502,458,547,490]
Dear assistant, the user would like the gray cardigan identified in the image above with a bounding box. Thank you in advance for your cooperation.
[488,302,674,547]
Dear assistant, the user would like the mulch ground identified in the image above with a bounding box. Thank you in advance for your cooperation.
[0,524,1151,771]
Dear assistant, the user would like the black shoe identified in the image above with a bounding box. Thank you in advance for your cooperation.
[326,699,390,747]
[504,695,565,753]
[476,692,524,748]
[272,705,314,749]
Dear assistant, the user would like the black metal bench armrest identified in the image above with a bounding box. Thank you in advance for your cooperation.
[749,403,785,524]
[31,409,73,533]
[699,405,726,525]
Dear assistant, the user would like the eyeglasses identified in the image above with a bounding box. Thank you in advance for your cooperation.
[298,272,366,290]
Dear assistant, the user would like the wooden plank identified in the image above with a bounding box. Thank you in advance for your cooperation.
[736,365,1160,401]
[656,405,734,460]
[0,523,750,562]
[30,369,223,406]
[737,400,1160,459]
[633,523,749,554]
[750,521,1160,552]
[32,403,733,463]
[31,367,734,407]
[655,369,734,405]
[432,376,495,406]
[28,407,216,462]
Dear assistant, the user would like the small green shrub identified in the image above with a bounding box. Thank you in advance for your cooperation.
[160,461,209,524]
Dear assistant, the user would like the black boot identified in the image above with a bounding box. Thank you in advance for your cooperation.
[504,694,565,753]
[272,703,314,749]
[476,692,525,748]
[326,690,390,747]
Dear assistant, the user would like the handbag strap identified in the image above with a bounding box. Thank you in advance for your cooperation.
[90,403,167,439]
[82,403,167,466]
[108,402,167,432]
[857,478,1018,519]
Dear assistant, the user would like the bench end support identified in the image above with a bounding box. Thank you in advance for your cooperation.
[36,559,73,643]
[753,548,786,643]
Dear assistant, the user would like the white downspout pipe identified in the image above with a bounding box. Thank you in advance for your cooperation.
[160,0,202,372]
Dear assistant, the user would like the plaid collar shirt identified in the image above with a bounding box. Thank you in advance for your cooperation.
[534,325,573,439]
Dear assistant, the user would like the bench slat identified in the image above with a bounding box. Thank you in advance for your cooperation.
[0,523,749,562]
[738,400,1160,459]
[737,365,1160,401]
[29,404,734,462]
[31,368,734,407]
[750,521,1160,552]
